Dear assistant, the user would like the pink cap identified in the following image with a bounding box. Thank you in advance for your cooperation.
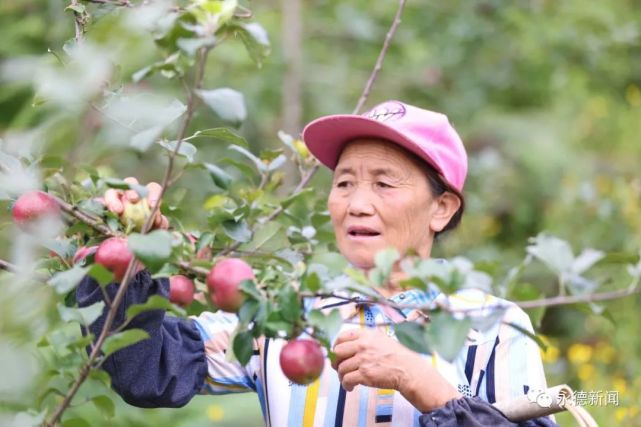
[302,100,467,192]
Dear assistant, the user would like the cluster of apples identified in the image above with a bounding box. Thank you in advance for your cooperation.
[12,190,325,385]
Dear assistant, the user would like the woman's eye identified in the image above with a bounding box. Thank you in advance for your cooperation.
[376,181,392,188]
[336,181,351,188]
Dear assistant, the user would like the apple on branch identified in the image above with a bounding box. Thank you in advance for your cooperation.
[279,339,325,385]
[169,275,195,307]
[12,190,60,230]
[206,258,255,313]
[95,237,134,282]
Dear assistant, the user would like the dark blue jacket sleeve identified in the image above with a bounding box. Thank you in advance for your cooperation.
[419,397,559,427]
[77,270,208,408]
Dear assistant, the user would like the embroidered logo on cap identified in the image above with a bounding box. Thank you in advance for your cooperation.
[364,101,406,122]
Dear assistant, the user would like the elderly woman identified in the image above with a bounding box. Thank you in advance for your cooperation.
[78,101,557,426]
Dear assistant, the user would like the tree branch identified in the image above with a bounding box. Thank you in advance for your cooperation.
[43,47,212,427]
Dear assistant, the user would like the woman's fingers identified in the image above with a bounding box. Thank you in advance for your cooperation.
[340,371,363,392]
[104,189,124,214]
[146,182,162,208]
[332,338,360,370]
[123,177,140,202]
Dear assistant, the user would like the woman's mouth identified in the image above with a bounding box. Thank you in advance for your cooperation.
[347,226,381,239]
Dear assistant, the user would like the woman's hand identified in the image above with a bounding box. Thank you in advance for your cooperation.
[102,177,169,230]
[332,328,462,412]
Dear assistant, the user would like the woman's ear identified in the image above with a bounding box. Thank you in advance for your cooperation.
[429,192,462,233]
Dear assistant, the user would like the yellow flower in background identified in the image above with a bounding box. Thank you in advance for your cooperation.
[615,408,627,423]
[567,343,593,365]
[207,404,225,422]
[539,336,560,364]
[577,363,596,382]
[612,377,627,396]
[595,344,616,364]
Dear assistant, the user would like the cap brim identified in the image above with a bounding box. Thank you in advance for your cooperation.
[302,114,443,175]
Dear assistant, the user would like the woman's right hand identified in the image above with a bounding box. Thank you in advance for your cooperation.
[102,177,169,230]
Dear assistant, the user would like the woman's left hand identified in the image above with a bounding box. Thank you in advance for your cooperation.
[332,328,461,412]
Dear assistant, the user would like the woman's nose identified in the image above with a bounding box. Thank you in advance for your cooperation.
[347,185,375,216]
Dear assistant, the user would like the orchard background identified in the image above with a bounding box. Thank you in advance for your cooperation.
[1,0,641,426]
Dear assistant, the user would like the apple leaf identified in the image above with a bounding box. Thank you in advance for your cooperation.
[426,312,472,362]
[130,125,163,152]
[48,265,89,294]
[307,309,342,343]
[125,295,185,320]
[102,329,150,357]
[158,140,198,163]
[128,230,173,273]
[394,322,430,354]
[87,264,114,287]
[91,395,115,419]
[61,418,91,427]
[196,88,246,125]
[222,219,252,243]
[204,162,232,190]
[232,330,254,365]
[228,144,266,173]
[57,301,105,326]
[189,127,248,147]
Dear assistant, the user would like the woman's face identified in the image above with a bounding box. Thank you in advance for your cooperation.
[328,139,454,270]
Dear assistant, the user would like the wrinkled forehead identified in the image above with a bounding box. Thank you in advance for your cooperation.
[335,138,428,175]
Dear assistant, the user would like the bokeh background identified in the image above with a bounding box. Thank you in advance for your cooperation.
[1,0,640,425]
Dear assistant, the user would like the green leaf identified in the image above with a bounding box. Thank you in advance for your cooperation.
[92,395,115,419]
[87,264,114,287]
[228,144,266,172]
[65,4,86,14]
[158,140,198,163]
[427,312,472,362]
[526,234,574,274]
[62,418,91,427]
[57,302,105,326]
[189,127,248,147]
[232,330,254,365]
[308,309,343,342]
[238,279,262,301]
[222,219,252,243]
[281,188,313,209]
[102,329,150,357]
[48,265,89,294]
[394,322,430,354]
[204,162,232,190]
[196,88,246,125]
[128,230,173,272]
[131,125,164,151]
[302,272,321,293]
[233,22,271,67]
[238,299,260,326]
[126,295,185,319]
[278,287,301,323]
[240,222,287,252]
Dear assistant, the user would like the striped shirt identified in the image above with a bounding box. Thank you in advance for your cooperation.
[192,287,548,427]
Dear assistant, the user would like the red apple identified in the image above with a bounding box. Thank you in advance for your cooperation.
[279,339,325,385]
[206,258,254,313]
[95,237,133,282]
[12,191,60,228]
[169,275,195,306]
[73,245,98,265]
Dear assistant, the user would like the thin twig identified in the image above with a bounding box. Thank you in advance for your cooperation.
[53,196,116,237]
[83,0,132,6]
[69,0,86,43]
[352,0,407,115]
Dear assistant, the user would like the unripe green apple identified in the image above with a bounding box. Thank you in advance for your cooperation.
[121,199,151,231]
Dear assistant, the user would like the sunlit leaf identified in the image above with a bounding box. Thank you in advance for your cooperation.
[128,231,173,272]
[196,88,246,125]
[102,329,150,357]
[48,265,89,294]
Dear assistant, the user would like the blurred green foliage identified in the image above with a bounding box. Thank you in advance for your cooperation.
[1,0,640,425]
